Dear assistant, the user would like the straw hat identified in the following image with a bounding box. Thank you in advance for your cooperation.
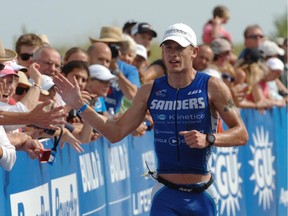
[17,71,32,87]
[89,26,126,44]
[0,41,17,61]
[38,34,50,45]
[20,72,50,95]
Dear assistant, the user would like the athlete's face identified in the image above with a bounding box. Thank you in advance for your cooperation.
[162,40,198,73]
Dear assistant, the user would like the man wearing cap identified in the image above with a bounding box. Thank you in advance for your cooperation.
[54,23,248,216]
[122,20,137,36]
[89,27,141,114]
[131,22,157,52]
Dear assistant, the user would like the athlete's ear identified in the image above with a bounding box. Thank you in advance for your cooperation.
[191,46,199,58]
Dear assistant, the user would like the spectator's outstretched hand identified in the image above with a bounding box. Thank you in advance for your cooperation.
[131,123,147,137]
[28,63,42,85]
[0,79,9,103]
[53,74,82,108]
[19,137,44,160]
[60,128,84,153]
[30,100,67,129]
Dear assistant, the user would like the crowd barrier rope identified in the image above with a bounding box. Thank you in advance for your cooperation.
[0,107,287,216]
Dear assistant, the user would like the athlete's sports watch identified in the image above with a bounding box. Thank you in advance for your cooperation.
[206,133,216,146]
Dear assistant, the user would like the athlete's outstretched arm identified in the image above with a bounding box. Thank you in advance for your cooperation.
[54,74,150,143]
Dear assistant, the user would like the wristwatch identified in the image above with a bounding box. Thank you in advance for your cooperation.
[112,68,120,76]
[206,133,216,146]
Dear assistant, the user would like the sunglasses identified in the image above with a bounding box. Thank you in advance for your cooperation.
[222,73,235,82]
[15,86,29,95]
[20,53,33,61]
[246,35,264,40]
[0,64,5,71]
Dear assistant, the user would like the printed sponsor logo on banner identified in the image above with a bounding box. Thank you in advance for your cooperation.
[212,147,242,216]
[10,184,50,216]
[249,126,276,210]
[51,173,79,216]
[279,188,288,206]
[132,188,152,215]
[79,150,104,192]
[109,145,130,183]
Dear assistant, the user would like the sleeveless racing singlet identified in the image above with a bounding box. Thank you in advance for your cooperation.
[147,72,218,175]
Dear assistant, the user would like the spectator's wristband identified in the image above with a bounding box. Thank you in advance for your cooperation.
[77,103,88,115]
[64,122,75,133]
[32,83,42,91]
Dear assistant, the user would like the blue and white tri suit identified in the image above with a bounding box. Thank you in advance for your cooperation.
[147,72,219,216]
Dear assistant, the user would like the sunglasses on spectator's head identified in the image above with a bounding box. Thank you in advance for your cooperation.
[20,53,33,61]
[15,86,29,95]
[0,64,5,71]
[245,35,264,39]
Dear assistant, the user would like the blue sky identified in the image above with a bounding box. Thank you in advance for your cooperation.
[1,0,286,49]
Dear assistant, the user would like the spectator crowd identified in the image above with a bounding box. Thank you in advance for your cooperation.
[0,4,287,171]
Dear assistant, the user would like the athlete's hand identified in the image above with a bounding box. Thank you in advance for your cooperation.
[179,130,208,148]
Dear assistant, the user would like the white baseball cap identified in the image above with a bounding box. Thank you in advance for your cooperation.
[136,44,147,60]
[259,40,285,57]
[89,64,116,81]
[266,57,284,71]
[160,23,197,47]
[4,60,27,72]
[28,75,54,95]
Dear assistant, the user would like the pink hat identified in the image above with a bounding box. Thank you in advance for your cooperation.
[0,65,19,78]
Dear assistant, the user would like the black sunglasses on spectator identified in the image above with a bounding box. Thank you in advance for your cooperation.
[0,64,5,71]
[245,35,264,40]
[222,73,235,82]
[15,86,30,95]
[20,53,33,61]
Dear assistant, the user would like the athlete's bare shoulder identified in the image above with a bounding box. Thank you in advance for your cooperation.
[134,80,155,104]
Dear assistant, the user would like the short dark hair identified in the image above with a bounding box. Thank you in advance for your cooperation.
[243,25,262,38]
[61,60,89,78]
[213,5,230,19]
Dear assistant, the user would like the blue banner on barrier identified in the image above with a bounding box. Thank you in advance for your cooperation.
[102,137,131,216]
[273,107,288,216]
[0,107,287,216]
[241,109,277,216]
[77,138,107,216]
[128,131,156,216]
